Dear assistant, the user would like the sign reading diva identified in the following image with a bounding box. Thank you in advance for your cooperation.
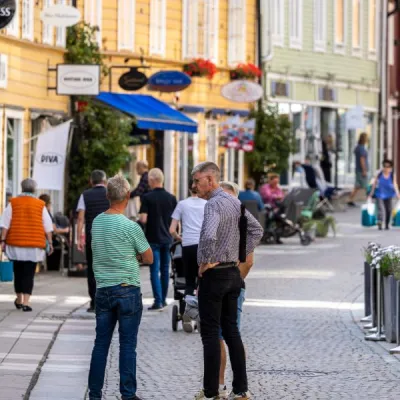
[0,0,16,30]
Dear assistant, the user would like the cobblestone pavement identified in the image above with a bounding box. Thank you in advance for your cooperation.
[2,210,400,399]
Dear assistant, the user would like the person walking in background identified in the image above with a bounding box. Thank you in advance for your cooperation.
[139,168,177,311]
[320,135,333,184]
[130,160,150,200]
[368,159,400,230]
[0,179,53,312]
[238,178,264,211]
[76,170,109,313]
[259,173,284,208]
[39,194,70,235]
[348,133,369,207]
[192,162,263,400]
[88,175,153,400]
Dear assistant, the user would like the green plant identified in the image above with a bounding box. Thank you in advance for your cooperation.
[302,216,336,238]
[363,247,373,264]
[245,105,295,185]
[380,254,393,277]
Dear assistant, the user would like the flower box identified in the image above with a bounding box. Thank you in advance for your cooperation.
[183,58,217,80]
[230,63,262,81]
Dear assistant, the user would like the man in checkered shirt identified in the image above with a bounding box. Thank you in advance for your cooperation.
[192,162,263,400]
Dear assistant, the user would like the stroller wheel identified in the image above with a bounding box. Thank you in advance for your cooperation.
[172,305,179,332]
[300,233,312,246]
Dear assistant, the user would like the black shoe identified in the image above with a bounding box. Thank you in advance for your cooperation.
[148,304,163,311]
[14,299,23,310]
[162,301,167,308]
[276,239,284,245]
[385,226,390,230]
[133,396,142,400]
[22,305,32,312]
[347,201,356,207]
[87,307,95,313]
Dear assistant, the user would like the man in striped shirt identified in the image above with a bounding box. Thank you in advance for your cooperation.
[88,175,153,400]
[192,162,263,400]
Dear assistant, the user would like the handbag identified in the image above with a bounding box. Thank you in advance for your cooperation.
[0,250,13,282]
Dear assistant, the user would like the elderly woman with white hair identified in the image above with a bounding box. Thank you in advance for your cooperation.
[0,178,54,312]
[88,174,153,400]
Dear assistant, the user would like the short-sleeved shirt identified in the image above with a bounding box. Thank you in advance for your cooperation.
[171,197,207,247]
[238,190,265,211]
[354,144,369,173]
[139,188,177,244]
[91,213,150,288]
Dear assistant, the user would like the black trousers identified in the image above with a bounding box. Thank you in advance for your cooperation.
[198,266,247,397]
[13,261,37,295]
[182,244,198,296]
[86,238,96,308]
[377,198,392,228]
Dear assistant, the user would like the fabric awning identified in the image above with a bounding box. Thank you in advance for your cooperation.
[96,92,198,133]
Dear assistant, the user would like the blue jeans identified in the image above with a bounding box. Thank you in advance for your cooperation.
[149,243,171,306]
[88,284,142,400]
[219,288,246,340]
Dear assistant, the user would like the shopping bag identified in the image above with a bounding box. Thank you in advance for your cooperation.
[361,201,376,227]
[393,201,400,227]
[0,251,13,282]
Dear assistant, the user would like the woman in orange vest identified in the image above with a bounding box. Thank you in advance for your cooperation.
[0,179,54,312]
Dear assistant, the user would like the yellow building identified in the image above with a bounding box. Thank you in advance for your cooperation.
[0,0,256,210]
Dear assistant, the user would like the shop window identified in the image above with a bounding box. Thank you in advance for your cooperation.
[314,0,326,52]
[118,0,135,51]
[227,0,246,65]
[85,0,102,47]
[271,0,284,47]
[150,0,166,56]
[318,87,337,102]
[0,54,8,89]
[334,0,347,54]
[182,0,219,62]
[22,0,34,41]
[43,0,54,45]
[368,0,377,58]
[352,0,362,56]
[289,0,303,49]
[271,81,289,97]
[6,0,19,37]
[154,131,164,170]
[56,0,68,47]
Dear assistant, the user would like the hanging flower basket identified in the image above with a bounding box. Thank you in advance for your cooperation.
[230,63,262,81]
[183,58,217,80]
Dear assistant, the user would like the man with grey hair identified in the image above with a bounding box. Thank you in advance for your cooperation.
[88,174,152,400]
[192,162,263,400]
[1,178,53,312]
[77,170,109,312]
[139,168,177,310]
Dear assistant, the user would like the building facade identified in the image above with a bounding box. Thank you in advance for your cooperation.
[262,0,380,187]
[0,0,256,212]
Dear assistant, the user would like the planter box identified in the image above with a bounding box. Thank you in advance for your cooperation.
[383,275,397,343]
[364,262,371,316]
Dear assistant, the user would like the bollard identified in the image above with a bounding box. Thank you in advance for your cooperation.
[390,280,400,354]
[365,263,386,341]
[364,261,371,316]
[363,265,377,329]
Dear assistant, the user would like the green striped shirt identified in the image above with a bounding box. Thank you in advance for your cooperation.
[91,213,150,288]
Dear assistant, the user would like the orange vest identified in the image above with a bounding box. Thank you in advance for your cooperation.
[6,197,46,249]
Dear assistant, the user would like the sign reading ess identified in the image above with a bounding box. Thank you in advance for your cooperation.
[40,4,81,27]
[0,0,16,30]
[57,64,100,95]
[147,71,191,92]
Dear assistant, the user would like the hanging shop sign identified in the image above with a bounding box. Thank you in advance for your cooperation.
[119,68,148,91]
[345,105,365,130]
[56,64,100,95]
[221,80,263,103]
[0,0,16,30]
[40,4,81,27]
[219,116,255,152]
[147,71,192,92]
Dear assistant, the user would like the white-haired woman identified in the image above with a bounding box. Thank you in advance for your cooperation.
[0,179,53,312]
[88,175,153,400]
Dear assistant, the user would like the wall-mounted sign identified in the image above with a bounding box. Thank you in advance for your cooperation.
[345,105,365,130]
[40,4,81,27]
[0,0,16,30]
[119,68,148,91]
[57,64,100,95]
[221,80,263,103]
[147,71,192,92]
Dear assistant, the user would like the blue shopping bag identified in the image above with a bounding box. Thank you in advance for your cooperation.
[0,256,13,282]
[362,201,376,227]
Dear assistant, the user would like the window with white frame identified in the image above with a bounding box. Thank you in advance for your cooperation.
[228,0,246,65]
[368,0,377,57]
[56,0,68,47]
[314,0,327,52]
[6,0,19,37]
[271,0,284,47]
[42,0,54,45]
[85,0,103,47]
[0,54,8,89]
[334,0,347,54]
[150,0,166,56]
[22,0,34,41]
[352,0,362,55]
[289,0,303,49]
[118,0,135,51]
[182,0,219,62]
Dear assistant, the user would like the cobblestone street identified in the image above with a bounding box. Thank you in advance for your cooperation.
[2,210,400,399]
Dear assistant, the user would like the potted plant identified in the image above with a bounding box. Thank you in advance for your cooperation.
[183,58,217,80]
[363,246,374,317]
[230,63,262,81]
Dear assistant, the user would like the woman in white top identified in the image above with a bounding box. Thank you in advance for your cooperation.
[169,180,206,296]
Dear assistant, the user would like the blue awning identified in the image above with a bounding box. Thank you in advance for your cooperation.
[96,92,198,133]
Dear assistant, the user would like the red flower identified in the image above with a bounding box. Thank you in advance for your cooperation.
[183,58,217,80]
[232,63,262,80]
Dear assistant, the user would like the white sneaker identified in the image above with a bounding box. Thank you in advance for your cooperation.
[193,389,219,399]
[219,385,229,399]
[228,392,251,400]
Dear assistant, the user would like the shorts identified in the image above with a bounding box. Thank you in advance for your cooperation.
[355,171,368,190]
[219,288,246,340]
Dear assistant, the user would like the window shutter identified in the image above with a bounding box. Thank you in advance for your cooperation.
[0,54,8,89]
[56,0,67,47]
[43,0,54,45]
[182,0,198,59]
[6,0,19,37]
[228,0,246,65]
[289,0,303,49]
[150,0,166,56]
[22,0,34,41]
[314,0,326,51]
